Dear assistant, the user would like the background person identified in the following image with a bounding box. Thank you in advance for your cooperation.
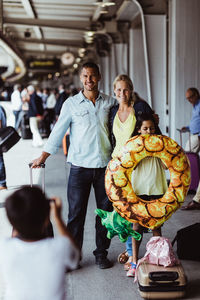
[54,84,68,120]
[181,87,200,153]
[31,62,116,269]
[10,84,22,130]
[0,186,80,300]
[27,85,44,147]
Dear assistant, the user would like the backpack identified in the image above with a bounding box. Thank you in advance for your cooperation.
[172,223,200,261]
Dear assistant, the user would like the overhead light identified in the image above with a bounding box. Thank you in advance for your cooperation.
[93,0,116,7]
[85,31,95,37]
[100,10,109,14]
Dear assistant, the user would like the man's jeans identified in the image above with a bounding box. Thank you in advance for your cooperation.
[0,153,6,187]
[67,165,113,258]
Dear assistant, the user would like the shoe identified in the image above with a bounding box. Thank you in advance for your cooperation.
[181,200,200,210]
[95,257,113,269]
[126,262,137,277]
[117,251,129,264]
[0,186,7,191]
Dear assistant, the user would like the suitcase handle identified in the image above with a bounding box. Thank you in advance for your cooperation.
[28,162,45,168]
[149,271,178,282]
[176,128,191,151]
[28,163,45,192]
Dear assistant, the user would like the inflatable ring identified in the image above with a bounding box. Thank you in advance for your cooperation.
[105,135,191,230]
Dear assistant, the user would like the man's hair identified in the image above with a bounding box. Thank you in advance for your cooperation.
[81,62,100,75]
[5,185,50,239]
[187,87,200,99]
[27,85,35,93]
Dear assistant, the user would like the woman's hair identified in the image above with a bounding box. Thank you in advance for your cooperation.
[113,74,135,106]
[5,185,50,240]
[133,112,160,135]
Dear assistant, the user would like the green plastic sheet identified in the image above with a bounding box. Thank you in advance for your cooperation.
[95,209,141,243]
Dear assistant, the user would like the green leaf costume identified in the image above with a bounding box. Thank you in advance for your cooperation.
[95,209,141,243]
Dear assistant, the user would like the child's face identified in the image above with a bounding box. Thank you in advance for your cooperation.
[138,120,155,135]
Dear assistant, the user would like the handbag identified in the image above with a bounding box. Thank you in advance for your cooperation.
[0,126,21,152]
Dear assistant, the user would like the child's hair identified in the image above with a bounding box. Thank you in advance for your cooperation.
[5,185,50,240]
[133,112,160,135]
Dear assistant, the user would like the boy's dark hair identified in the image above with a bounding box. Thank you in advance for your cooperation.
[81,62,100,75]
[133,112,160,135]
[5,185,50,240]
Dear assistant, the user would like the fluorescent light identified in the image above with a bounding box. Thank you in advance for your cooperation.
[93,1,116,7]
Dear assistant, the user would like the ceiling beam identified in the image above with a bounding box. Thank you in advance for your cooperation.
[4,17,90,31]
[21,0,45,51]
[23,49,71,56]
[16,37,83,47]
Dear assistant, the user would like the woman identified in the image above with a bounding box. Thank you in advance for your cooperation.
[109,74,160,158]
[109,74,136,158]
[109,74,161,267]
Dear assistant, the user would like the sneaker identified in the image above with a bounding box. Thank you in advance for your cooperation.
[126,262,137,277]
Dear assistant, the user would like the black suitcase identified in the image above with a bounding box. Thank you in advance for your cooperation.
[137,261,187,299]
[29,163,54,237]
[0,126,20,152]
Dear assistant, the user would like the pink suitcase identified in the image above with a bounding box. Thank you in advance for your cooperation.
[137,261,187,299]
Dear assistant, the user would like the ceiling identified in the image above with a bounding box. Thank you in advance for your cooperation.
[0,0,167,82]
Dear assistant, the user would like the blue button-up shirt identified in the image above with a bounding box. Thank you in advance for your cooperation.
[189,99,200,135]
[44,91,117,168]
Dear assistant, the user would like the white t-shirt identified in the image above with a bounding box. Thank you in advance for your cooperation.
[0,236,79,300]
[131,157,168,196]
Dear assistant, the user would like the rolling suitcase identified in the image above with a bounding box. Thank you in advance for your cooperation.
[177,129,200,191]
[29,163,54,237]
[137,261,187,299]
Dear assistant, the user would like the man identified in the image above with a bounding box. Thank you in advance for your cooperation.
[27,85,44,147]
[181,88,200,153]
[11,84,22,130]
[31,62,116,269]
[0,105,7,190]
[181,87,200,210]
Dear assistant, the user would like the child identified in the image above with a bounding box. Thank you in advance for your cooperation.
[126,113,168,277]
[0,185,80,300]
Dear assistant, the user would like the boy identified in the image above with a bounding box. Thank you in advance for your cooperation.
[0,186,80,300]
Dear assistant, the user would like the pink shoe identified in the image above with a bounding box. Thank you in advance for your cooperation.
[126,262,137,277]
